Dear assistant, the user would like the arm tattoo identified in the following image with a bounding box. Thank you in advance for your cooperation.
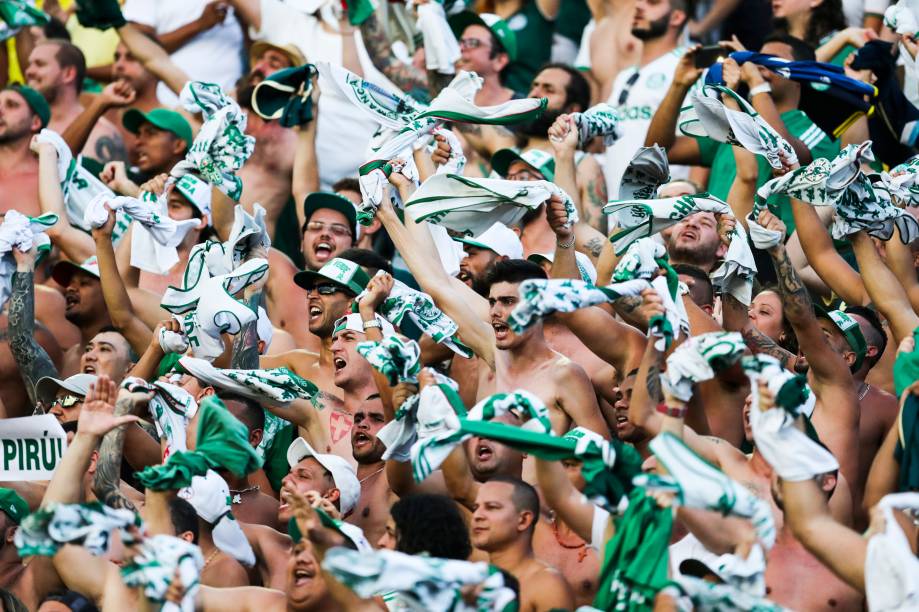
[741,325,793,370]
[646,362,663,403]
[8,271,58,408]
[359,13,430,99]
[585,237,604,259]
[232,291,262,370]
[92,397,137,511]
[93,134,127,164]
[770,247,813,322]
[614,295,642,315]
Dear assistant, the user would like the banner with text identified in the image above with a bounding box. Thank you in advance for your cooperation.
[0,415,67,481]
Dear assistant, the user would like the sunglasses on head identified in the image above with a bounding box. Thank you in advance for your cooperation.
[50,395,82,409]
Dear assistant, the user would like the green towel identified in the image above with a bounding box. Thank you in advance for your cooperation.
[0,1,48,28]
[593,489,673,612]
[74,0,125,29]
[458,421,641,512]
[251,65,318,128]
[894,327,919,398]
[895,394,919,492]
[136,396,263,491]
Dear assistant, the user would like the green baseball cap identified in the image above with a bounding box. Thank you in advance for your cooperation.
[302,192,358,239]
[10,84,50,129]
[293,257,371,296]
[816,307,868,372]
[0,488,29,524]
[122,108,193,147]
[449,11,518,62]
[491,148,556,181]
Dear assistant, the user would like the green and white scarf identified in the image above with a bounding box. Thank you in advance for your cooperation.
[459,422,642,513]
[660,331,746,402]
[322,547,518,612]
[592,488,673,612]
[14,502,140,558]
[175,82,255,202]
[122,377,199,457]
[406,173,577,237]
[668,577,788,612]
[618,145,671,200]
[411,389,550,482]
[0,0,48,28]
[356,270,473,358]
[679,85,797,170]
[0,210,56,308]
[287,506,373,552]
[605,192,757,304]
[136,396,263,491]
[570,103,622,147]
[121,534,203,612]
[741,355,837,481]
[160,257,269,361]
[378,375,460,462]
[886,155,919,206]
[356,335,422,386]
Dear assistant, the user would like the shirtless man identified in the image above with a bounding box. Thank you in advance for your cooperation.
[451,13,516,106]
[261,257,371,460]
[0,489,61,610]
[0,85,47,216]
[50,257,113,377]
[471,477,575,611]
[378,183,610,438]
[26,40,126,163]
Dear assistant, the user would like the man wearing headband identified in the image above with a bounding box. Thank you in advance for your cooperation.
[0,85,49,216]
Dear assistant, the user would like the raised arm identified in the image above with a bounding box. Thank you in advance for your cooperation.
[130,2,230,55]
[643,46,703,165]
[33,141,95,263]
[62,81,136,157]
[92,393,145,511]
[9,248,59,408]
[877,231,919,318]
[291,117,320,231]
[116,22,190,97]
[534,456,598,542]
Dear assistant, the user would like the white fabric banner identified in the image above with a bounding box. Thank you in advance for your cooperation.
[0,415,67,481]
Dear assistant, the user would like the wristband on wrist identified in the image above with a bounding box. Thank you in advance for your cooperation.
[362,319,382,331]
[748,83,772,98]
[557,235,575,249]
[656,401,687,418]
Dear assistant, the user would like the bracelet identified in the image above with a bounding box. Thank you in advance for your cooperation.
[362,319,382,331]
[748,83,772,98]
[655,402,687,418]
[557,235,575,249]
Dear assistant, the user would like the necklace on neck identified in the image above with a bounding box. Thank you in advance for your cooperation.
[202,547,220,570]
[359,467,385,485]
[858,382,871,401]
[229,485,259,504]
[552,518,589,562]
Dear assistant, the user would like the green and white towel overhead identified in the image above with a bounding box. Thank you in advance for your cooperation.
[34,128,126,237]
[160,257,269,361]
[741,354,816,418]
[885,0,919,36]
[377,374,460,462]
[605,192,757,304]
[864,492,919,612]
[174,82,255,202]
[84,192,201,275]
[178,470,255,567]
[0,0,48,28]
[0,210,56,307]
[319,65,546,224]
[756,141,919,243]
[135,396,263,491]
[406,173,577,237]
[668,577,789,612]
[612,237,670,282]
[660,331,746,402]
[121,534,203,612]
[121,377,198,457]
[618,145,671,200]
[570,103,622,147]
[680,85,797,170]
[356,335,422,386]
[592,488,673,612]
[177,357,319,407]
[742,355,837,481]
[356,270,473,357]
[14,502,140,558]
[886,155,919,207]
[411,388,550,482]
[322,547,518,612]
[414,1,461,74]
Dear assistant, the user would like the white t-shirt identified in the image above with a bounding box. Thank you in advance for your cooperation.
[123,0,245,106]
[602,46,689,197]
[252,0,398,188]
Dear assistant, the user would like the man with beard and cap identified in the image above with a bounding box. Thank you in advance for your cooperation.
[601,0,691,195]
[261,257,371,461]
[0,85,49,216]
[455,222,524,295]
[25,39,127,164]
[50,257,115,376]
[666,210,731,273]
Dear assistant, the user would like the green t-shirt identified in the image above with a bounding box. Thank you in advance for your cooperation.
[696,109,840,235]
[555,0,590,44]
[502,1,554,95]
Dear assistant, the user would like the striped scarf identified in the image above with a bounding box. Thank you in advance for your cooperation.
[121,534,203,612]
[14,502,140,558]
[660,331,746,402]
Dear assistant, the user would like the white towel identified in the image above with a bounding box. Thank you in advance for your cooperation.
[121,534,203,612]
[570,103,622,147]
[178,470,256,567]
[618,145,671,200]
[661,332,746,402]
[885,0,919,36]
[415,2,460,74]
[747,215,784,250]
[865,492,919,611]
[377,373,460,462]
[123,377,198,458]
[0,210,56,307]
[177,356,319,407]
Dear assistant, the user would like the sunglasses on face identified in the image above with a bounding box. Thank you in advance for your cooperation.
[312,284,344,296]
[49,395,82,409]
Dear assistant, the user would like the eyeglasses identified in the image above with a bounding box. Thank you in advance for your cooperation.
[305,221,352,237]
[49,395,82,409]
[507,169,542,181]
[311,283,344,296]
[617,71,641,106]
[459,38,492,51]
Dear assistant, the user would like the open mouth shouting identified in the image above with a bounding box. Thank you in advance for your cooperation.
[308,300,323,323]
[313,240,334,262]
[292,565,316,587]
[65,292,80,310]
[475,441,494,463]
[492,320,510,341]
[352,430,372,449]
[333,356,347,372]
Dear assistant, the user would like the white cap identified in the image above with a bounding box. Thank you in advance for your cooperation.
[36,373,98,405]
[527,251,598,284]
[286,437,360,516]
[455,222,524,260]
